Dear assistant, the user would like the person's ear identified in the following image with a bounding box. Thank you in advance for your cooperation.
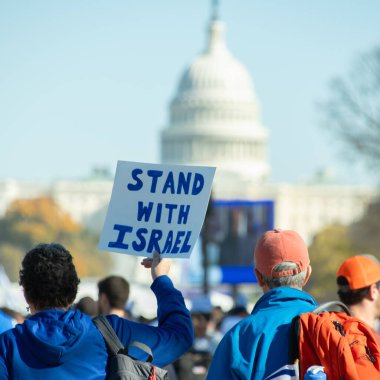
[368,283,378,301]
[254,269,265,287]
[303,265,312,286]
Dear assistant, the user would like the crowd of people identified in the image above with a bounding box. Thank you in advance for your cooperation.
[0,229,379,379]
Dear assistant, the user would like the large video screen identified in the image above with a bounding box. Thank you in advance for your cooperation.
[206,200,275,283]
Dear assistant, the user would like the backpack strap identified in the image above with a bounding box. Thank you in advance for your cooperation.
[93,315,124,355]
[93,315,154,362]
[288,315,301,364]
[312,301,351,315]
[128,342,154,363]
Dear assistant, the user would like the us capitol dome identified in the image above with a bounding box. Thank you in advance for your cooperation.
[161,9,270,193]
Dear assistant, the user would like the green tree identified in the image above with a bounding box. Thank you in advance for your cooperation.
[0,197,112,281]
[305,224,356,302]
[349,199,380,257]
[0,244,25,281]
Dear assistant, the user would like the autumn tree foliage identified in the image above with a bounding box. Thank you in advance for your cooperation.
[0,197,112,281]
[306,206,380,303]
[349,199,380,254]
[305,224,356,302]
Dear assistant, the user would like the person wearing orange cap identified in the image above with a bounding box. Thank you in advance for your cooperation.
[337,255,380,344]
[206,229,318,380]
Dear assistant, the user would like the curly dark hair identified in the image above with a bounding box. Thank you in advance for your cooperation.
[19,243,80,311]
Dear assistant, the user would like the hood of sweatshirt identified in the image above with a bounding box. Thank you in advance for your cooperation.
[252,286,317,314]
[19,309,92,366]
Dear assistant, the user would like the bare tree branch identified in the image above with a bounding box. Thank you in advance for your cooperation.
[321,45,380,173]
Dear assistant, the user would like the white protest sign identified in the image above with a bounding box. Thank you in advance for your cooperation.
[98,161,216,258]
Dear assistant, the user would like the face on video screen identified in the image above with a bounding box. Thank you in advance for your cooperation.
[205,201,274,267]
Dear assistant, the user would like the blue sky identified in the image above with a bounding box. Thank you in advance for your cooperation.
[0,1,379,184]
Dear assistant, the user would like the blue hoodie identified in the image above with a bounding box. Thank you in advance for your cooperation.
[0,311,13,334]
[0,275,193,380]
[206,287,317,380]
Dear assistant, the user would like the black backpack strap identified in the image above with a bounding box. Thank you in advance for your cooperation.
[312,301,351,315]
[288,315,301,364]
[93,315,124,355]
[93,315,154,362]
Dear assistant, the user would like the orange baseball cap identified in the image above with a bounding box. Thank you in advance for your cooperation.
[337,255,380,290]
[254,229,310,278]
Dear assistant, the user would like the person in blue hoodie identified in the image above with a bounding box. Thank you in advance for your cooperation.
[0,243,193,379]
[206,229,318,380]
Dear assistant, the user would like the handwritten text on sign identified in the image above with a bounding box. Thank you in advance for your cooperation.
[98,161,216,258]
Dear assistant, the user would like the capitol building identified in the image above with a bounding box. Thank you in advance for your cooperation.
[0,9,378,263]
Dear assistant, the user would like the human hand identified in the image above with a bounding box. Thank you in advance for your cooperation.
[141,251,171,280]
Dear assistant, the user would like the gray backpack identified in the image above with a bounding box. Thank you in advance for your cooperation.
[93,315,169,380]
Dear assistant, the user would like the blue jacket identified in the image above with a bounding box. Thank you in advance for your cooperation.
[206,287,317,380]
[0,311,13,335]
[0,275,193,380]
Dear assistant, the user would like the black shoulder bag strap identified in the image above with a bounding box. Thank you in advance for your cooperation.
[93,315,154,362]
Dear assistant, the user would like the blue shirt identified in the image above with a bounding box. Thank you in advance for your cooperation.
[206,287,317,380]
